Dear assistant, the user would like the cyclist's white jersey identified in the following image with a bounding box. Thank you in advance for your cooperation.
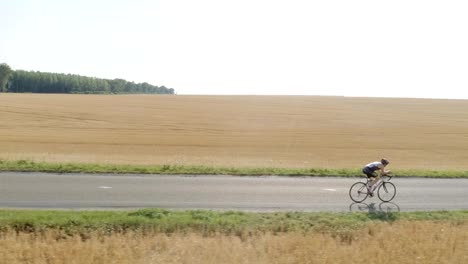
[365,161,384,172]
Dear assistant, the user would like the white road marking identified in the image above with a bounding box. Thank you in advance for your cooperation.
[323,188,336,192]
[99,186,112,189]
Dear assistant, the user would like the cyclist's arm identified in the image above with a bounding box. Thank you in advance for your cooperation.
[379,167,388,175]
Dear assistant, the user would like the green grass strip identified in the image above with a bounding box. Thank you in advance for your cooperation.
[0,209,467,235]
[1,159,468,178]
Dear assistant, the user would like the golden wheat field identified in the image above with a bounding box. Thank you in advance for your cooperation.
[1,93,468,169]
[0,221,466,264]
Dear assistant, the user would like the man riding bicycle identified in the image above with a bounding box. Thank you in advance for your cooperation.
[362,158,391,196]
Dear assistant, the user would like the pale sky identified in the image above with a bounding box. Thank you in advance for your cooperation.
[1,0,467,98]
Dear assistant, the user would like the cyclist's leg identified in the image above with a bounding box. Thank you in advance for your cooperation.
[362,168,375,187]
[369,173,381,192]
[365,176,376,196]
[362,170,376,194]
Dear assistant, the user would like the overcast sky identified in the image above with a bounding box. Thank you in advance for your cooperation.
[1,0,467,98]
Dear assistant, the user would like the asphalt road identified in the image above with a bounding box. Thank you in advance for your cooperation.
[1,172,467,212]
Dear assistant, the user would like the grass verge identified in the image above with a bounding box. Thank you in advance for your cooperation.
[1,209,467,236]
[1,159,468,178]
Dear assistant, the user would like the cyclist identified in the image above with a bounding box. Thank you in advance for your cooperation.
[362,158,391,196]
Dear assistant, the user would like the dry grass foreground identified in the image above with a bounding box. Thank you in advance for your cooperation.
[1,93,468,169]
[0,221,466,264]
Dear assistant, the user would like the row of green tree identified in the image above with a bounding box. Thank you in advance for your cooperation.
[0,63,175,94]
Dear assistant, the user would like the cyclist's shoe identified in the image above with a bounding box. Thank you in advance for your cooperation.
[368,192,374,197]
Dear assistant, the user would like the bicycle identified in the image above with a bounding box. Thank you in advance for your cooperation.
[349,174,396,203]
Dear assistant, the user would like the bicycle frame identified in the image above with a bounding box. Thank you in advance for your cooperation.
[368,175,393,192]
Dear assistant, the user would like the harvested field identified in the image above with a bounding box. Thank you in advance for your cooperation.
[0,221,466,264]
[1,93,468,169]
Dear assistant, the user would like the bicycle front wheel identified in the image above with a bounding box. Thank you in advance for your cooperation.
[377,182,396,202]
[349,182,369,203]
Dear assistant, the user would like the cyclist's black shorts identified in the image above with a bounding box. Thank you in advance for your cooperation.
[362,167,377,178]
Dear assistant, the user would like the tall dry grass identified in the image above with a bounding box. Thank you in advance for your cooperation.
[0,221,466,264]
[1,94,468,169]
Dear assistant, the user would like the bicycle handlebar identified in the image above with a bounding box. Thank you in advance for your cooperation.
[383,174,393,181]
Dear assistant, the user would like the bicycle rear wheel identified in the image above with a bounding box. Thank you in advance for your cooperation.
[377,182,396,202]
[349,182,369,203]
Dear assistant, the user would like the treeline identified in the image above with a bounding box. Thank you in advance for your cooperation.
[0,63,174,94]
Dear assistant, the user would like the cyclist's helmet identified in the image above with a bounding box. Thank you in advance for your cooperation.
[381,158,389,165]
